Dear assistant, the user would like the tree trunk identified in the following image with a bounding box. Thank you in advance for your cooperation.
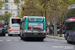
[53,11,58,36]
[45,10,47,23]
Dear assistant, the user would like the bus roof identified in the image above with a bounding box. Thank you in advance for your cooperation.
[66,18,75,22]
[10,17,20,18]
[21,16,45,21]
[10,17,20,19]
[23,16,45,18]
[68,4,75,9]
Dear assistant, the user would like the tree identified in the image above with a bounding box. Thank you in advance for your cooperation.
[0,0,5,9]
[37,0,50,22]
[20,0,43,17]
[0,13,12,21]
[14,0,20,5]
[14,0,75,36]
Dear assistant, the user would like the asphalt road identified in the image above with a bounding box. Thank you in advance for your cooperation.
[0,35,75,50]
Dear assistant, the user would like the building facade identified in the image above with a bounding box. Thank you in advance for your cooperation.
[0,0,24,17]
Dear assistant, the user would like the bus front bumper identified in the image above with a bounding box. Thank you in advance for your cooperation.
[8,31,20,35]
[68,36,75,42]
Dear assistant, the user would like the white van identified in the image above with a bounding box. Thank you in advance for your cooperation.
[8,17,21,36]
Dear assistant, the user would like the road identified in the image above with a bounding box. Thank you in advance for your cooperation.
[0,35,75,50]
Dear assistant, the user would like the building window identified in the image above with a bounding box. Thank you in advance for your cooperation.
[5,4,8,9]
[21,0,23,1]
[18,5,20,10]
[5,11,8,13]
[13,14,15,15]
[5,0,8,2]
[18,11,20,15]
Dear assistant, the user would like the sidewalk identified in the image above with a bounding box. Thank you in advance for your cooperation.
[46,35,65,40]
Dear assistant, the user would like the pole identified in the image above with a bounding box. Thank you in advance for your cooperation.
[59,12,62,37]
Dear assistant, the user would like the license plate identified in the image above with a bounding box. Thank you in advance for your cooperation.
[14,32,18,33]
[34,33,37,35]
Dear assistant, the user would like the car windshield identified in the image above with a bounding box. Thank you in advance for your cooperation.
[12,19,20,24]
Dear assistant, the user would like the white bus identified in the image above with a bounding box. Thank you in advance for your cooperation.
[8,17,21,36]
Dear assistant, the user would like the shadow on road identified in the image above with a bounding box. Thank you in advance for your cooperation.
[21,38,44,42]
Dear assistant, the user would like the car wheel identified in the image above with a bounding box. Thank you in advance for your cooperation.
[8,34,12,36]
[67,36,72,44]
[3,34,5,36]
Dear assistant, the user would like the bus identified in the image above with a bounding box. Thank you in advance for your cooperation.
[64,4,75,43]
[8,17,21,36]
[65,18,75,43]
[20,16,46,41]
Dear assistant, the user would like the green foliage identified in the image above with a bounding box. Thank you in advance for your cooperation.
[20,0,43,17]
[0,0,5,9]
[16,14,20,17]
[15,0,75,22]
[67,8,75,17]
[14,0,20,5]
[0,13,12,21]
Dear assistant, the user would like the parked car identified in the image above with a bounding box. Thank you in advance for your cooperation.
[0,27,6,36]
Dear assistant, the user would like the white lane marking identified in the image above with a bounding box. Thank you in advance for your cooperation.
[51,39,59,41]
[45,38,62,42]
[14,39,19,41]
[7,40,11,41]
[0,40,3,42]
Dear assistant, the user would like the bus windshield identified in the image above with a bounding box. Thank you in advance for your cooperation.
[28,18,44,22]
[66,22,75,30]
[12,19,20,24]
[28,23,43,30]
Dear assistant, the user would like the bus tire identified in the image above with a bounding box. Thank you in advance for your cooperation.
[67,36,72,44]
[20,37,23,40]
[3,34,5,36]
[8,34,12,36]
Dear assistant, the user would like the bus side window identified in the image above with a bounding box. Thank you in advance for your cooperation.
[24,18,26,29]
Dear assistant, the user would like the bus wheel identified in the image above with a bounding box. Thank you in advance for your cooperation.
[67,36,72,44]
[20,37,23,40]
[8,34,12,36]
[23,38,27,41]
[3,34,5,36]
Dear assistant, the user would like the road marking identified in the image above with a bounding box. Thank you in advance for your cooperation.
[14,39,19,41]
[7,40,11,41]
[0,40,3,42]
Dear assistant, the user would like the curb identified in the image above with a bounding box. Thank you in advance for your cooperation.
[46,35,65,40]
